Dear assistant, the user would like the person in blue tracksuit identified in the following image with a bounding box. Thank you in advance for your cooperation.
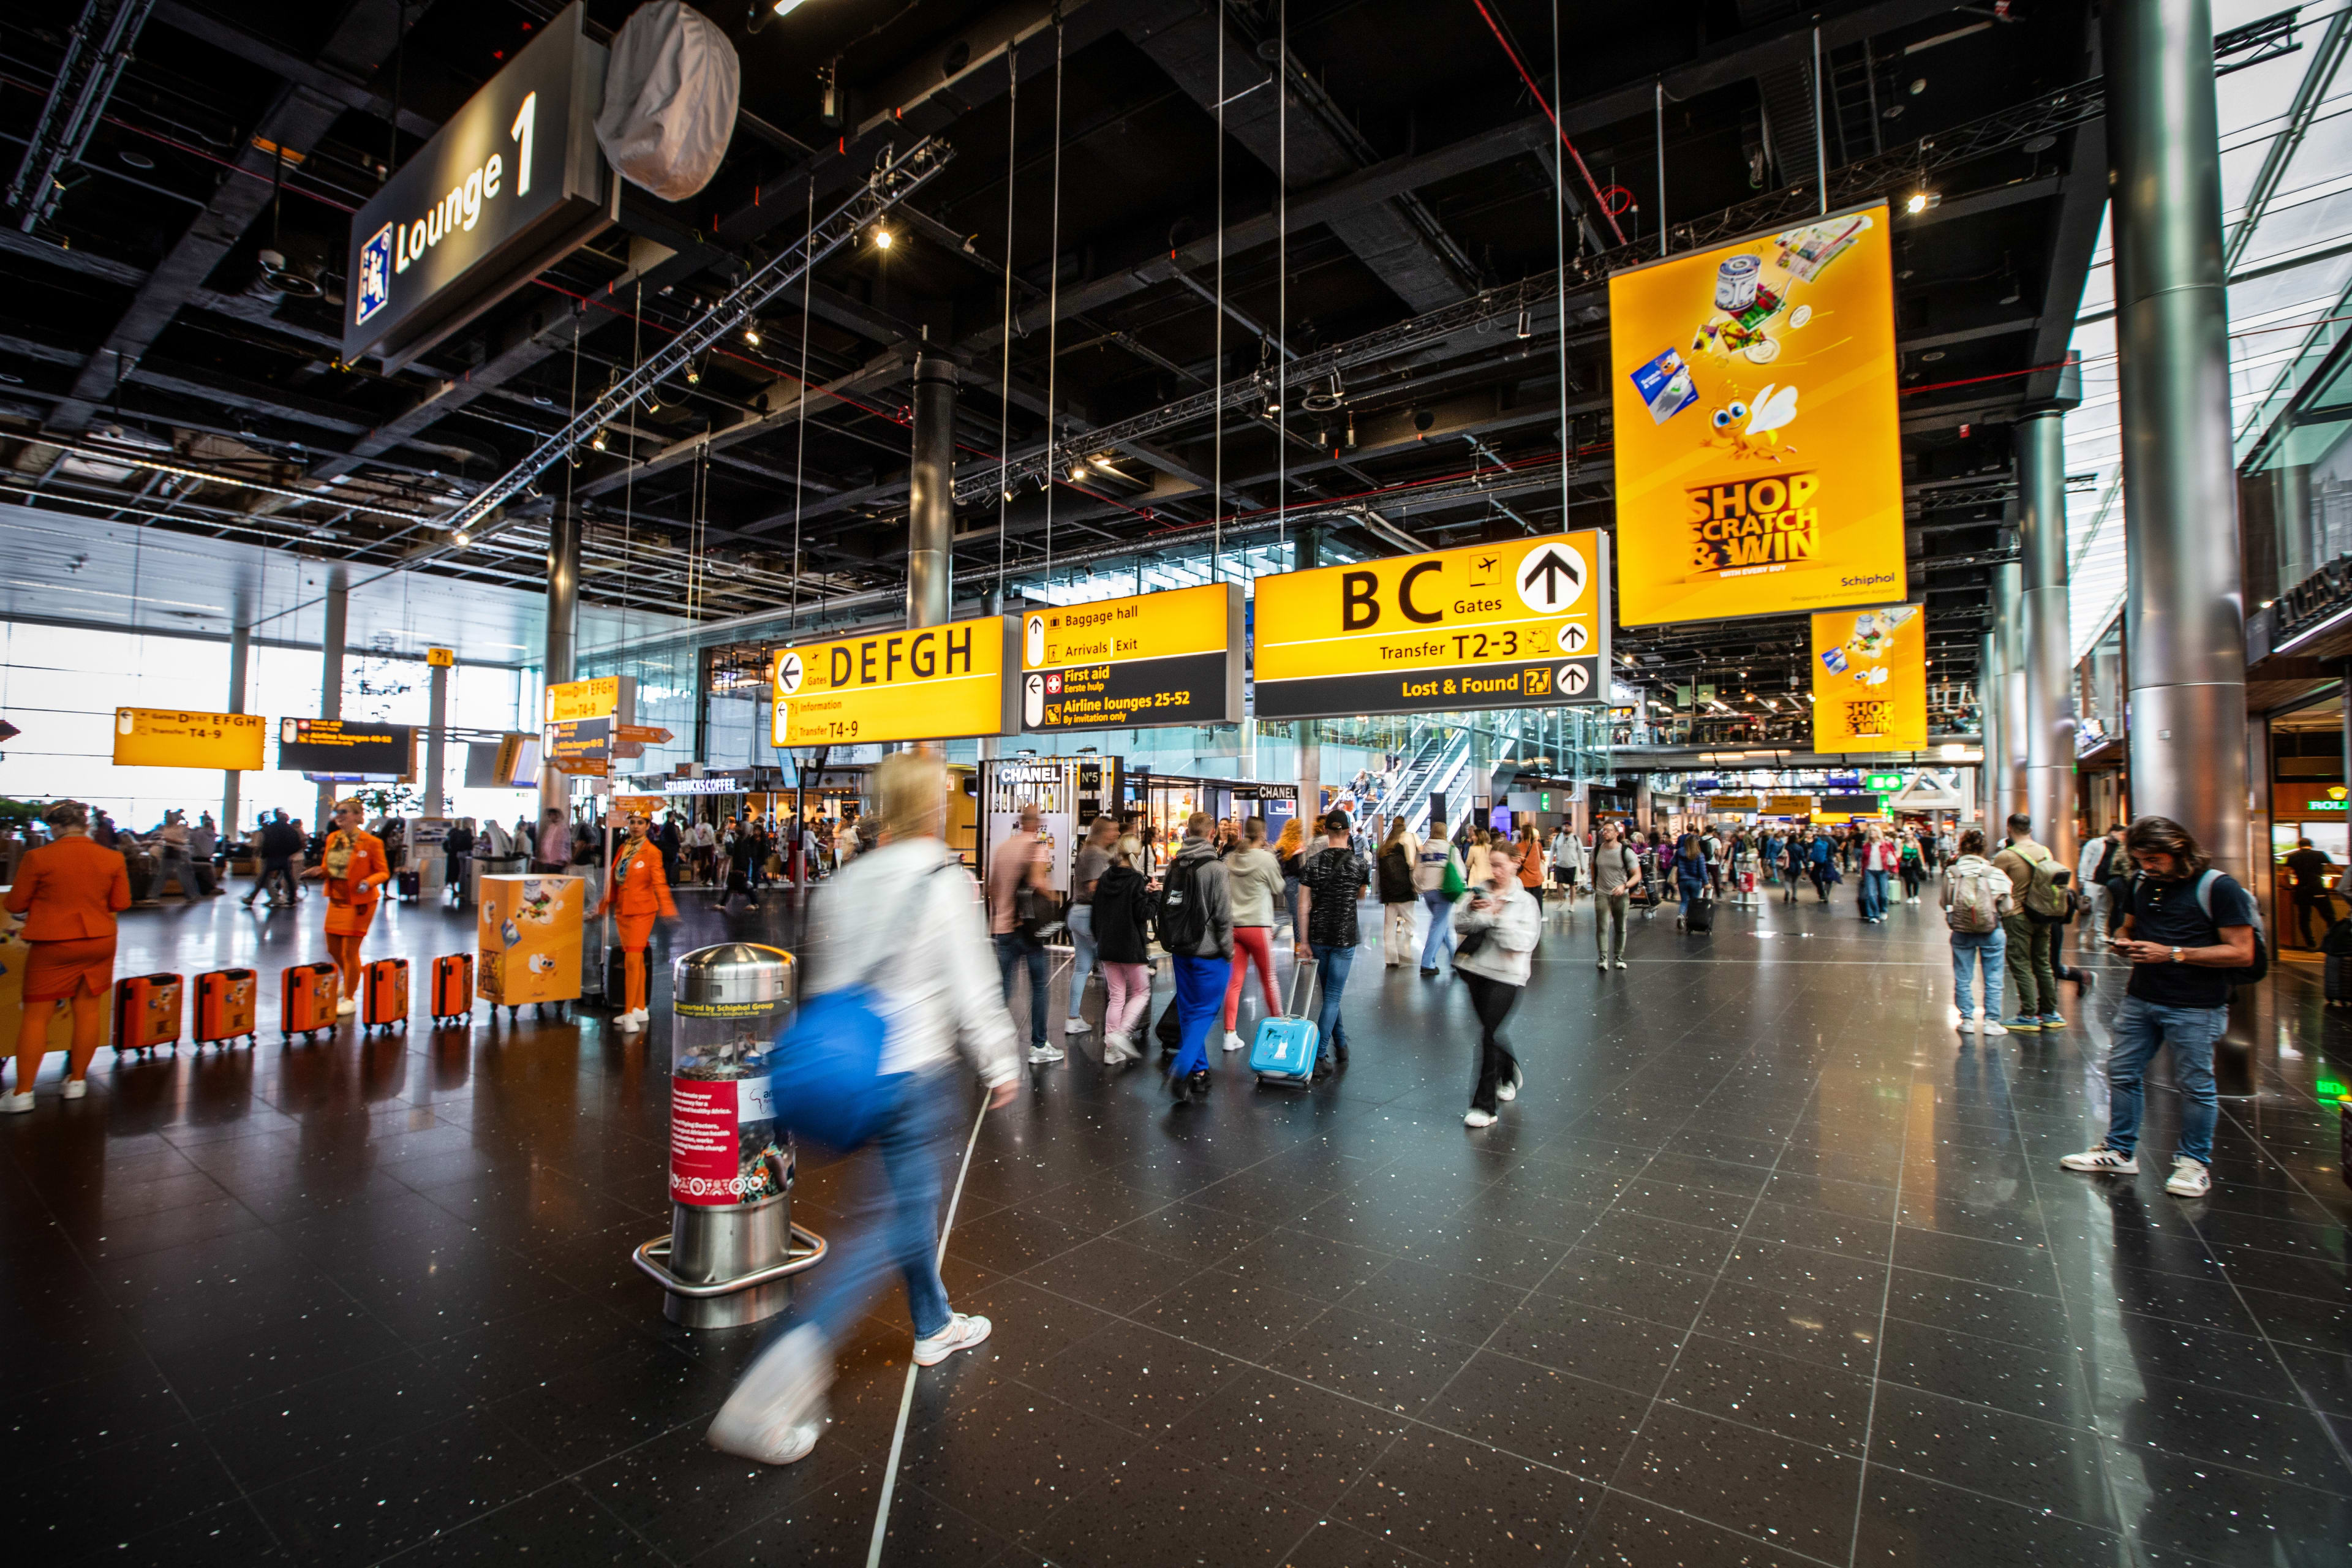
[1156,814,1234,1104]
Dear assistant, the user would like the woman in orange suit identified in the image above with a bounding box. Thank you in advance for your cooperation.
[301,799,391,1016]
[593,810,676,1032]
[3,801,132,1112]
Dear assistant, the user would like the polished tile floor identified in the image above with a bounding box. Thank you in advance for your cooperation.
[4,873,2348,1566]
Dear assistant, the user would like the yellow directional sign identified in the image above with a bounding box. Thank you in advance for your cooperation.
[112,708,267,770]
[546,676,621,722]
[1019,582,1243,731]
[1253,531,1611,720]
[772,616,1019,746]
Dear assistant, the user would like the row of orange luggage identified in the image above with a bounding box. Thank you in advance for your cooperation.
[110,955,477,1050]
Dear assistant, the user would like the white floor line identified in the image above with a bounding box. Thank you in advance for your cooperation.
[864,1091,992,1568]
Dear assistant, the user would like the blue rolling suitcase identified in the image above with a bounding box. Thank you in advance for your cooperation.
[1249,960,1319,1088]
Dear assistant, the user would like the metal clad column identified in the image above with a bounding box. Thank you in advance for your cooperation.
[2106,0,2250,879]
[1995,560,2027,821]
[426,659,449,816]
[224,612,249,842]
[1297,527,1324,826]
[541,508,579,819]
[2019,409,2078,869]
[315,568,347,831]
[908,354,957,631]
[1979,629,2000,832]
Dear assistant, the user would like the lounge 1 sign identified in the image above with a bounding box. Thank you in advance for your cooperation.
[344,1,612,370]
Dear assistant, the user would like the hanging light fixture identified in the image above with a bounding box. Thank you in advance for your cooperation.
[1069,461,1088,481]
[590,429,608,452]
[1516,305,1532,339]
[743,324,762,347]
[871,226,894,250]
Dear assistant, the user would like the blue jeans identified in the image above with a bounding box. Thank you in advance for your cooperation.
[1065,905,1096,1022]
[1951,926,2006,1017]
[760,1068,956,1348]
[2104,995,2225,1166]
[1314,946,1354,1063]
[1170,954,1223,1077]
[1418,891,1455,968]
[1860,869,1889,919]
[994,932,1047,1047]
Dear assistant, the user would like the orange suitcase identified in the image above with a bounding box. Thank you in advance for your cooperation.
[192,968,257,1048]
[363,957,409,1033]
[430,954,473,1024]
[112,973,183,1054]
[281,962,339,1040]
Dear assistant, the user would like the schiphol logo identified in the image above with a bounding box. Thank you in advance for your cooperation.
[1840,571,1898,589]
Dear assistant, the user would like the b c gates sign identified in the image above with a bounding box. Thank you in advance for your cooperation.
[344,2,613,371]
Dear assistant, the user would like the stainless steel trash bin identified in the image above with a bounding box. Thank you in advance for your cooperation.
[631,943,824,1327]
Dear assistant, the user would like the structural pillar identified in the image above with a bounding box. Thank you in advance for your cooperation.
[314,568,347,831]
[541,508,579,821]
[2018,408,2078,869]
[1978,628,2000,832]
[2106,0,2250,880]
[908,353,957,631]
[1995,560,2027,821]
[425,658,449,816]
[224,612,250,839]
[2273,464,2316,596]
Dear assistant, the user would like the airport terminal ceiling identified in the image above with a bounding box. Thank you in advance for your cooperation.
[0,0,2272,706]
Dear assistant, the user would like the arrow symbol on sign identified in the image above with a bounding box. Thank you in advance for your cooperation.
[1522,548,1582,607]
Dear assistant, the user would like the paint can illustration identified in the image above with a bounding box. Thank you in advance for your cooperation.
[1715,254,1762,313]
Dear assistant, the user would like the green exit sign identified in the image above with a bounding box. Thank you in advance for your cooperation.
[1863,772,1905,793]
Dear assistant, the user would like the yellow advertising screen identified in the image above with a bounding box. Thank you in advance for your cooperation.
[1254,532,1610,720]
[771,617,1017,746]
[112,708,267,769]
[1019,582,1242,731]
[1609,203,1904,625]
[546,676,621,722]
[1811,603,1928,752]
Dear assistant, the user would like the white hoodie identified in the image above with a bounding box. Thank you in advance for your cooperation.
[1450,879,1542,986]
[807,837,1019,1086]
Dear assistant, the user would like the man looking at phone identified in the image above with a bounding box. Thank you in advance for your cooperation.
[2060,816,2256,1199]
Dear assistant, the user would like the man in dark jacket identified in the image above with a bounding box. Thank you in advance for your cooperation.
[245,810,304,908]
[443,820,476,904]
[2284,837,2337,948]
[1158,812,1234,1102]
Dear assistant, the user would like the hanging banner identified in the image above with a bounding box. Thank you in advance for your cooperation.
[546,676,630,723]
[1253,531,1611,720]
[1811,603,1929,752]
[344,2,612,371]
[111,708,267,770]
[771,617,1019,745]
[1019,582,1243,731]
[1608,203,1904,625]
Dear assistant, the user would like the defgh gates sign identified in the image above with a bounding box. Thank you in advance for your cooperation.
[344,2,612,371]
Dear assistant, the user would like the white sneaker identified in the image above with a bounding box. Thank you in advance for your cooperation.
[1596,960,1608,971]
[1222,1030,1247,1053]
[708,1324,829,1467]
[1496,1072,1521,1103]
[1101,1032,1137,1065]
[630,1008,651,1025]
[61,1078,87,1100]
[2165,1158,2212,1197]
[1613,960,1629,970]
[616,1012,643,1033]
[1027,1044,1065,1065]
[1980,1019,2008,1036]
[1064,1016,1091,1035]
[334,997,358,1016]
[1463,1108,1496,1128]
[1,1089,32,1114]
[912,1312,993,1366]
[2060,1145,2138,1174]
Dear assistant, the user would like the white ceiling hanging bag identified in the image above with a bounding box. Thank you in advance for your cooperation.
[594,1,741,203]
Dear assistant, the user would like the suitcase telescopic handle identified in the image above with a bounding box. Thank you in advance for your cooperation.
[1287,952,1318,1019]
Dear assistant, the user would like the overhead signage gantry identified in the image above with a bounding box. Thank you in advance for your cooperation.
[1253,532,1611,720]
[1019,582,1244,732]
[771,616,1020,746]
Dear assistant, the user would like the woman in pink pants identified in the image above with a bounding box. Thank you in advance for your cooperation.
[1090,846,1159,1065]
[1220,818,1287,1051]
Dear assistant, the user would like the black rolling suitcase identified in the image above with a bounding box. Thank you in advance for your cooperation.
[2323,918,2352,1005]
[1685,895,1714,935]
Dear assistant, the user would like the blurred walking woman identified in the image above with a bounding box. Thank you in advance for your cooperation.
[707,750,1020,1469]
[3,802,131,1111]
[301,799,390,1016]
[1454,838,1540,1128]
[592,811,676,1033]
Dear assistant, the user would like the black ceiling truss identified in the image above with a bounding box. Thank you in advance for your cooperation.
[0,0,2154,706]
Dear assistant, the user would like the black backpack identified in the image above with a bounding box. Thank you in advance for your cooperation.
[1156,853,1209,952]
[1377,843,1415,902]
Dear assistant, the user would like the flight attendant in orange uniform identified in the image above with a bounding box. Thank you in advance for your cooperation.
[3,801,132,1112]
[592,810,676,1032]
[301,799,391,1015]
